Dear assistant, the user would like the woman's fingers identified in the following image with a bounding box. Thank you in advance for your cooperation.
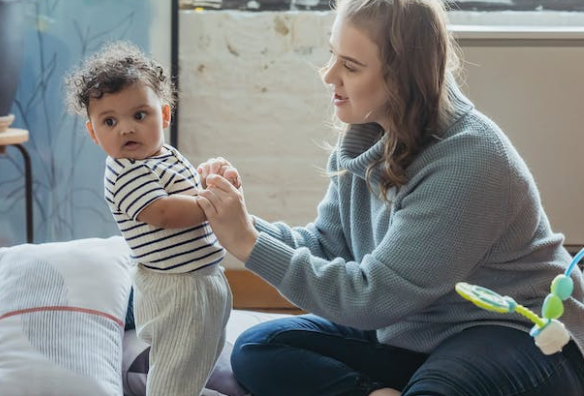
[198,176,245,220]
[196,174,257,262]
[196,190,219,217]
[206,174,240,193]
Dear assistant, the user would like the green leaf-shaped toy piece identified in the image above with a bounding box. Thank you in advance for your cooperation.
[542,294,564,319]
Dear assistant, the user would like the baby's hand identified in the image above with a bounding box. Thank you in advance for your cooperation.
[197,157,242,189]
[223,167,241,190]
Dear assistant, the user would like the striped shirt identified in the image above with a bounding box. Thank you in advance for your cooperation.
[104,144,225,273]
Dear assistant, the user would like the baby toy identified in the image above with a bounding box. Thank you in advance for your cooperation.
[456,247,584,355]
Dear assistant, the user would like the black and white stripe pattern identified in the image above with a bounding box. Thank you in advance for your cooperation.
[105,145,225,273]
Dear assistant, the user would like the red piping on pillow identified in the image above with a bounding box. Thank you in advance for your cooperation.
[0,306,124,327]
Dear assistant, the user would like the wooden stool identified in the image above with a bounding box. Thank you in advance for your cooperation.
[0,128,33,243]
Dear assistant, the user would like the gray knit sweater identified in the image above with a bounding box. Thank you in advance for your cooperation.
[246,81,584,356]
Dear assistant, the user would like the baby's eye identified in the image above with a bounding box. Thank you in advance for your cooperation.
[104,118,116,127]
[134,111,146,121]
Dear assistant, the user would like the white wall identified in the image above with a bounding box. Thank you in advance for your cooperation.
[458,42,584,248]
[179,11,336,268]
[178,10,584,267]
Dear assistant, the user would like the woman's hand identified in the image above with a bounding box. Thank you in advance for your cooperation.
[197,157,241,189]
[197,174,258,263]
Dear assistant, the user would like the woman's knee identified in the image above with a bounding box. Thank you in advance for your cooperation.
[231,316,313,393]
[232,316,306,371]
[234,316,299,349]
[233,314,330,353]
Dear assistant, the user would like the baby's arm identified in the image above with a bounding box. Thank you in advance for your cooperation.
[137,194,206,229]
[132,157,242,229]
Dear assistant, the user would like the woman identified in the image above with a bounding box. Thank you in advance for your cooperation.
[196,0,584,395]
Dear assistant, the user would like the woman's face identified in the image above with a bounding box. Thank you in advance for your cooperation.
[323,15,390,131]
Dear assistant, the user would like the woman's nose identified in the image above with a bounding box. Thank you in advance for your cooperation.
[322,58,338,86]
[322,66,334,85]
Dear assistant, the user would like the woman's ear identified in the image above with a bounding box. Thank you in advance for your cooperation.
[85,120,99,145]
[162,104,171,128]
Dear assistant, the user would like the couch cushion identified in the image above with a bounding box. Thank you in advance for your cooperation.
[0,237,132,396]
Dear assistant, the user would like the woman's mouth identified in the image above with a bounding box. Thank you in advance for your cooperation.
[333,93,349,106]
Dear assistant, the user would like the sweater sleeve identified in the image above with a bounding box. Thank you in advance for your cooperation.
[252,152,353,262]
[247,127,515,329]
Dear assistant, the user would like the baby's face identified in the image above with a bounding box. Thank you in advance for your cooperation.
[85,82,170,160]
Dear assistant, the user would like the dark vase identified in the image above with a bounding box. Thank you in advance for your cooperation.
[0,0,27,118]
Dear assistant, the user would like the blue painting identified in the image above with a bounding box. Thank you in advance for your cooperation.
[0,0,153,246]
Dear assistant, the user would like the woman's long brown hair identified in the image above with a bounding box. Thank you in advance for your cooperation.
[335,0,460,201]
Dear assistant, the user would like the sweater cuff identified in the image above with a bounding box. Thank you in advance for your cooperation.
[252,215,285,240]
[246,232,295,288]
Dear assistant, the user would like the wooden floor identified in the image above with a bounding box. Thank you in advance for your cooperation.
[225,269,304,315]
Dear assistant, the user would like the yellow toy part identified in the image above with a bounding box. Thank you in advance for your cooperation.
[455,282,517,314]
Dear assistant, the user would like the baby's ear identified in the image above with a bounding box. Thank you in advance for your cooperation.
[85,120,99,144]
[162,104,171,128]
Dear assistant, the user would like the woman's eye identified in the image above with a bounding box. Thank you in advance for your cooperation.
[343,62,356,72]
[104,118,116,127]
[134,111,146,121]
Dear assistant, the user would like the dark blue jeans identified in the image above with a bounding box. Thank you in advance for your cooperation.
[231,314,584,396]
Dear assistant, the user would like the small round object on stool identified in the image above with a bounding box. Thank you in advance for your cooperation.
[0,114,15,133]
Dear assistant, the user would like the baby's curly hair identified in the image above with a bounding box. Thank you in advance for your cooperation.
[65,41,175,116]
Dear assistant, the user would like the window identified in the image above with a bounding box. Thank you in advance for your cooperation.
[179,0,584,12]
[447,1,584,11]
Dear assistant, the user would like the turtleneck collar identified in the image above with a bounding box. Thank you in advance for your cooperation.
[337,73,474,182]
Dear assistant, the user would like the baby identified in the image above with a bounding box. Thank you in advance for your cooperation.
[65,41,233,396]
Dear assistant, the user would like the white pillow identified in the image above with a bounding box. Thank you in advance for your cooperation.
[0,236,132,396]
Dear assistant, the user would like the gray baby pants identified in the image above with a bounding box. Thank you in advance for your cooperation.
[133,264,232,396]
